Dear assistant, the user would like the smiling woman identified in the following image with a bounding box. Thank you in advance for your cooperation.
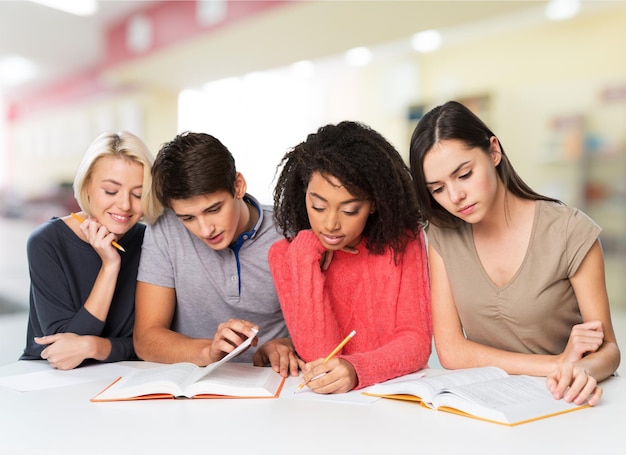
[19,131,161,370]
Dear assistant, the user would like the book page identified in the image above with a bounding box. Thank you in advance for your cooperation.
[365,366,507,403]
[182,332,256,387]
[94,363,198,400]
[184,363,283,397]
[433,375,585,425]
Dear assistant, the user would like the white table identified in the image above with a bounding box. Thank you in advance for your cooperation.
[0,361,623,454]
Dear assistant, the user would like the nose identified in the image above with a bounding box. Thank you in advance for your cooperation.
[117,192,131,211]
[448,184,466,204]
[323,211,340,232]
[197,216,215,238]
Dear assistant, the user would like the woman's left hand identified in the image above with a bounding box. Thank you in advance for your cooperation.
[35,333,92,370]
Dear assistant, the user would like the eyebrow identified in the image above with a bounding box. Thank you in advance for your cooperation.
[426,160,471,185]
[309,191,363,205]
[174,200,222,218]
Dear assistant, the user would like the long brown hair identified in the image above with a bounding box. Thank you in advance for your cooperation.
[409,100,560,228]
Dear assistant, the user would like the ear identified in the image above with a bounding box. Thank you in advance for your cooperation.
[489,136,502,167]
[233,172,247,199]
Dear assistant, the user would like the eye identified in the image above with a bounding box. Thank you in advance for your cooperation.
[104,190,117,196]
[311,206,324,212]
[181,216,194,222]
[132,192,142,199]
[430,187,443,195]
[342,209,359,216]
[459,170,473,180]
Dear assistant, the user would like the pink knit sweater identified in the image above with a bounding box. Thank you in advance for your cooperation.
[268,230,432,389]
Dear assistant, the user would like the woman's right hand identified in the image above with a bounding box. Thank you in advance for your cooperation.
[78,217,121,265]
[320,246,359,271]
[559,320,604,364]
[546,363,602,406]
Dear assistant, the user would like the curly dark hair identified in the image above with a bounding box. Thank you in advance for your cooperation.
[273,121,424,257]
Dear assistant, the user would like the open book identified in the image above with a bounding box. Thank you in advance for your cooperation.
[91,333,284,401]
[363,366,589,426]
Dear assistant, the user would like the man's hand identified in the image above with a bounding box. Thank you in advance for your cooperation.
[208,319,259,364]
[253,338,300,377]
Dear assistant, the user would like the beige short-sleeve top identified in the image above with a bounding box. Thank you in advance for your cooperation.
[426,200,601,355]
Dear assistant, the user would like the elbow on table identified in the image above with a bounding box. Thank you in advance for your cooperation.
[434,344,467,370]
[132,331,150,361]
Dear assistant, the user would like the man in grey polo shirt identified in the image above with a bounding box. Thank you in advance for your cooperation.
[133,131,299,378]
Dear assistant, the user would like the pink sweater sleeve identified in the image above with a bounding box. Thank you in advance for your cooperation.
[341,231,432,388]
[268,230,432,389]
[268,231,345,359]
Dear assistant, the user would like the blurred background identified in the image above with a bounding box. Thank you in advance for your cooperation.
[1,0,625,364]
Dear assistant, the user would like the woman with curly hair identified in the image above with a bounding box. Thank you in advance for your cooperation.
[269,121,432,394]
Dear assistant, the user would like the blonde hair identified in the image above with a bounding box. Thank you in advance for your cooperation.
[73,131,163,224]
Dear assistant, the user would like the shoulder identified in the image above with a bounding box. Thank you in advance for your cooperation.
[268,237,290,260]
[255,206,283,243]
[27,217,71,250]
[536,200,600,234]
[268,231,321,261]
[146,209,184,236]
[425,221,469,251]
[27,217,89,263]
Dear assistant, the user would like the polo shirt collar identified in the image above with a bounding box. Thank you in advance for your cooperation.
[231,194,262,251]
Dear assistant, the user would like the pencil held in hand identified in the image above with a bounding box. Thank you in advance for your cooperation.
[70,213,126,252]
[297,329,356,390]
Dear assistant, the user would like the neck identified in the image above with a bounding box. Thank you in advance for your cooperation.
[235,196,258,238]
[474,191,532,237]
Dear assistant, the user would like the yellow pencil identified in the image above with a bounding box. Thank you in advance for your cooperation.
[70,213,126,252]
[297,329,356,390]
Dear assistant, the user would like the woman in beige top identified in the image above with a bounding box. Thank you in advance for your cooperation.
[409,100,620,406]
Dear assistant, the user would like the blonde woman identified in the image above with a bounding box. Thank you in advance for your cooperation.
[21,131,161,369]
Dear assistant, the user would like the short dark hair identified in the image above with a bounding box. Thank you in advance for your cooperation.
[152,131,236,207]
[273,121,423,257]
[409,100,560,228]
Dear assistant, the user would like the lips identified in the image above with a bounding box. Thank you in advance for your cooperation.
[205,232,224,245]
[458,203,475,216]
[109,213,133,223]
[321,234,344,246]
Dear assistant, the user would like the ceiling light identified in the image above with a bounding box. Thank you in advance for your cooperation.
[345,47,372,67]
[545,0,580,21]
[29,0,98,17]
[411,30,442,53]
[0,55,38,88]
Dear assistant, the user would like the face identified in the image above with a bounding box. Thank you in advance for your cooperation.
[86,156,144,236]
[305,172,373,251]
[170,173,247,250]
[422,138,502,224]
